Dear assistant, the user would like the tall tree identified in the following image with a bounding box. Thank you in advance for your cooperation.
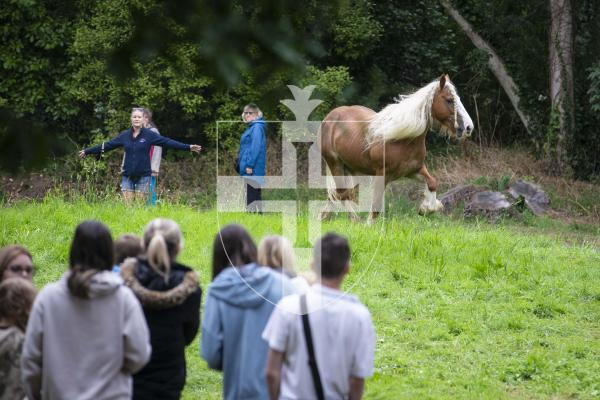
[548,0,574,173]
[439,0,532,134]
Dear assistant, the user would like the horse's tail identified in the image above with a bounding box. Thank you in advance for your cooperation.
[325,165,356,203]
[325,165,341,203]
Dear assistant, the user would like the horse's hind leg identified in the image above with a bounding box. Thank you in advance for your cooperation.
[367,171,386,224]
[417,165,443,214]
[321,161,360,222]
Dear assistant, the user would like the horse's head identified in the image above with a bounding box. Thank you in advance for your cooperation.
[431,74,474,139]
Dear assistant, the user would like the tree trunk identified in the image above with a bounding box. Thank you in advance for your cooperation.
[549,0,574,174]
[439,0,532,135]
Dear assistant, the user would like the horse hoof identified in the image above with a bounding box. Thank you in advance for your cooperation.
[435,200,444,211]
[320,212,331,221]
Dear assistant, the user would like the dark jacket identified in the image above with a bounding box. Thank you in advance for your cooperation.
[121,257,201,400]
[238,118,266,185]
[84,128,190,178]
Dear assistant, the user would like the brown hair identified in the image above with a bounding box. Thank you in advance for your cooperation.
[68,220,114,298]
[0,278,37,332]
[0,245,32,281]
[313,232,350,278]
[212,224,257,280]
[114,234,143,264]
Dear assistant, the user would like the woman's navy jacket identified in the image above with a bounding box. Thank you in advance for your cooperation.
[85,128,189,178]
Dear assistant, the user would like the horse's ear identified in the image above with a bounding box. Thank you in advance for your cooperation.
[439,74,447,89]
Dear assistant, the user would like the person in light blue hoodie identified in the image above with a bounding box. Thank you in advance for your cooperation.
[201,224,293,400]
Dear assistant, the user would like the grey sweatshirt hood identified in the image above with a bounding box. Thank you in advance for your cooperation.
[208,263,278,308]
[61,270,123,298]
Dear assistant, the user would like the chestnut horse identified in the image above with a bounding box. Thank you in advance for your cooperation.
[319,75,474,222]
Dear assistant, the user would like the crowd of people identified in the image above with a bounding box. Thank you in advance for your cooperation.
[0,219,375,400]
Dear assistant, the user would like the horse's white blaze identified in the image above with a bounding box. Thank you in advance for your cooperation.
[457,98,474,135]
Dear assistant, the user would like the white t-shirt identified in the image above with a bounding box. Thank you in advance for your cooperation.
[262,284,375,400]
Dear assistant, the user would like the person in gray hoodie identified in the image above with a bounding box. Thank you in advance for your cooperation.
[201,224,293,400]
[21,220,151,400]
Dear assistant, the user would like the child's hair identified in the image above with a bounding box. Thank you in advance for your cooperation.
[143,218,183,281]
[114,234,143,264]
[0,278,37,332]
[257,235,297,278]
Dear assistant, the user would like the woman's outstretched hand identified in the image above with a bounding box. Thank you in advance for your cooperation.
[190,145,202,153]
[78,150,86,158]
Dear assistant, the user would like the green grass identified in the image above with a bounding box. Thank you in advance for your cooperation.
[1,196,599,399]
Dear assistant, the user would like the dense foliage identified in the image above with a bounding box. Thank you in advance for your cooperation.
[1,0,599,179]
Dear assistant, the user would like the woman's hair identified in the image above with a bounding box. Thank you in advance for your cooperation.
[142,107,156,129]
[0,245,32,281]
[0,278,36,332]
[242,103,263,119]
[143,218,182,281]
[212,224,257,280]
[114,234,143,264]
[68,220,114,298]
[258,235,297,278]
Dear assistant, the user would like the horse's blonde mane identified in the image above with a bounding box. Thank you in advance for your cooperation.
[367,79,457,146]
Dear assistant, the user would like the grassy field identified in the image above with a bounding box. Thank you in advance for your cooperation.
[1,196,599,399]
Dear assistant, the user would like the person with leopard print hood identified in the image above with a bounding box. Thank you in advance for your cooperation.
[120,218,201,400]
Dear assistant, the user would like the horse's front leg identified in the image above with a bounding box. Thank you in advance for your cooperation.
[368,173,386,224]
[417,165,443,214]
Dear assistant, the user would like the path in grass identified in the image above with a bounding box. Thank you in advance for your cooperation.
[1,197,598,399]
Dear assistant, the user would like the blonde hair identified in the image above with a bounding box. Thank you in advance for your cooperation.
[258,235,296,278]
[143,219,183,282]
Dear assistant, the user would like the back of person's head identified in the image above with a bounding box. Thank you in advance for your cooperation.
[0,245,33,282]
[68,220,114,298]
[143,218,182,281]
[313,232,350,279]
[212,224,257,280]
[114,234,143,264]
[0,278,37,332]
[258,235,296,278]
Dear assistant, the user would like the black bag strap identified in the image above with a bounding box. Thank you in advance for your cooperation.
[300,294,325,400]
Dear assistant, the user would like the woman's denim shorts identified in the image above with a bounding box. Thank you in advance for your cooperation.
[121,175,151,193]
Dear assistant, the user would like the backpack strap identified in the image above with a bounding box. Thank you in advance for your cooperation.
[300,294,325,400]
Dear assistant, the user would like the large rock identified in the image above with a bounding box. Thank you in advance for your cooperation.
[439,184,478,213]
[464,191,515,221]
[508,180,550,215]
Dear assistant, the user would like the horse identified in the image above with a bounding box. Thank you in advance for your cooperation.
[319,74,474,223]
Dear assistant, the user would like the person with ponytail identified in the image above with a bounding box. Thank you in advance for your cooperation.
[119,218,201,400]
[21,220,151,400]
